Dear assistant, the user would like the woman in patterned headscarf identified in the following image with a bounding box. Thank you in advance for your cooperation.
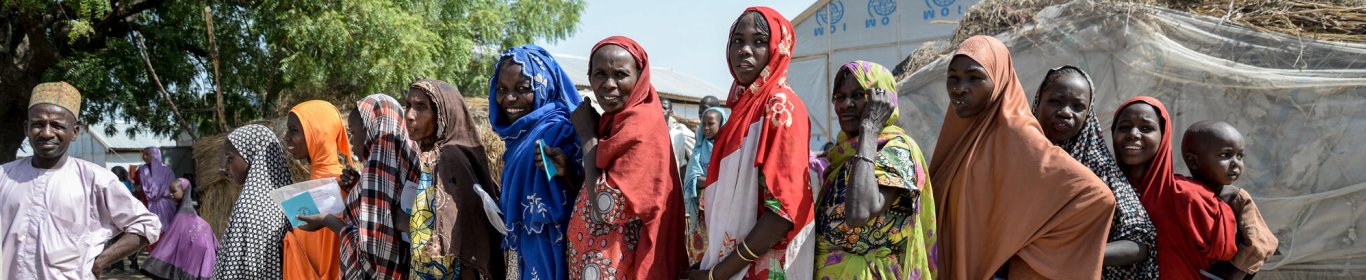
[298,94,417,279]
[214,124,294,279]
[488,44,582,280]
[695,7,816,280]
[406,80,504,280]
[1031,65,1158,279]
[816,61,937,279]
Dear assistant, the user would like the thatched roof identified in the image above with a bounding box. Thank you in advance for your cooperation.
[194,97,505,236]
[892,0,1366,78]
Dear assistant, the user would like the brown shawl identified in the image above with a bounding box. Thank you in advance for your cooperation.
[411,79,505,279]
[928,35,1116,279]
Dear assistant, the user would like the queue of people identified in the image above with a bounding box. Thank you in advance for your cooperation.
[0,5,1277,280]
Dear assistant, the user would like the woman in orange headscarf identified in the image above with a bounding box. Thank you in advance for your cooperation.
[282,100,352,280]
[930,35,1116,279]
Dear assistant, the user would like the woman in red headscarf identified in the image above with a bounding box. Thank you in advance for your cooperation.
[559,36,685,280]
[691,7,816,280]
[1110,96,1237,278]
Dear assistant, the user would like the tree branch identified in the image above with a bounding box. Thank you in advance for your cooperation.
[133,33,200,140]
[203,6,229,133]
[125,23,211,58]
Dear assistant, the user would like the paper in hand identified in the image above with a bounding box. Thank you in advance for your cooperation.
[268,178,346,228]
[538,140,557,181]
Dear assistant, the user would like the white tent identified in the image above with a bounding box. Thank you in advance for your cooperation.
[896,1,1366,277]
[790,0,982,148]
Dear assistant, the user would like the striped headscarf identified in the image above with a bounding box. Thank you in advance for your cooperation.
[339,94,418,280]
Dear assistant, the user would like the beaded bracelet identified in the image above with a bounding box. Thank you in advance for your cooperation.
[851,155,876,164]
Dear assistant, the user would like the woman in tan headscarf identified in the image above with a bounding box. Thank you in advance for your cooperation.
[405,79,505,280]
[930,35,1116,279]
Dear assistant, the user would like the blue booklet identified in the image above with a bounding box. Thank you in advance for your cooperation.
[281,193,322,227]
[538,140,557,181]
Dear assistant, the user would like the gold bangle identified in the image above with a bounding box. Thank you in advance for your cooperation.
[740,241,761,261]
[708,269,716,280]
[735,249,755,262]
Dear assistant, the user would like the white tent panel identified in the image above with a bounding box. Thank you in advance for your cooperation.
[896,2,1366,277]
[790,56,833,147]
[790,0,980,150]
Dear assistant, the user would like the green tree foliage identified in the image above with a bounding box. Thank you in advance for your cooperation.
[0,0,584,161]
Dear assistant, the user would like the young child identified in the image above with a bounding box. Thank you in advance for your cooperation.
[141,178,218,279]
[1179,120,1278,280]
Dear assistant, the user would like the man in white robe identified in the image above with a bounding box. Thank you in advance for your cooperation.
[0,82,161,279]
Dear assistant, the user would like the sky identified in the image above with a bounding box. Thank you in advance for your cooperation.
[538,0,815,93]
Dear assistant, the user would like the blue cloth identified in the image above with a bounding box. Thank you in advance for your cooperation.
[120,180,135,195]
[682,107,728,226]
[488,44,581,280]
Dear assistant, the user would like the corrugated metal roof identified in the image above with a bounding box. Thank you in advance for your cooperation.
[15,122,188,157]
[88,122,188,150]
[552,53,727,102]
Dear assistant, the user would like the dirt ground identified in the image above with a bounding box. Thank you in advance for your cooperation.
[98,251,151,280]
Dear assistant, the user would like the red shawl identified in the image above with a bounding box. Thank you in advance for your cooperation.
[592,36,686,279]
[706,6,814,246]
[1114,96,1237,278]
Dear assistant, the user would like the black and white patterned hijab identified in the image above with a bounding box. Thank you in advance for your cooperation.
[214,124,294,279]
[1031,66,1158,279]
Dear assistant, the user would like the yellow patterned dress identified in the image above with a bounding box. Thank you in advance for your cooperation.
[410,158,459,280]
[815,136,937,280]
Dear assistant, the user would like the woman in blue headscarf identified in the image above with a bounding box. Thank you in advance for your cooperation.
[488,44,583,280]
[682,106,727,265]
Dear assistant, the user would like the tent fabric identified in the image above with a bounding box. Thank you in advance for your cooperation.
[894,1,1366,278]
[789,0,983,149]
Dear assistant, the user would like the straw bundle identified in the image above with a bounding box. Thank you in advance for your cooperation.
[892,0,1366,79]
[1181,0,1366,43]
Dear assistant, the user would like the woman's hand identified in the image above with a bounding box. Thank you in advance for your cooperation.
[586,178,606,225]
[571,97,601,141]
[533,141,571,178]
[860,88,896,132]
[338,165,360,192]
[297,214,344,233]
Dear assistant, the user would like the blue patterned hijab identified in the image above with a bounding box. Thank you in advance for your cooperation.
[486,44,581,280]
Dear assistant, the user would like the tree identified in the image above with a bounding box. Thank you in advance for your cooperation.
[1,0,584,161]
